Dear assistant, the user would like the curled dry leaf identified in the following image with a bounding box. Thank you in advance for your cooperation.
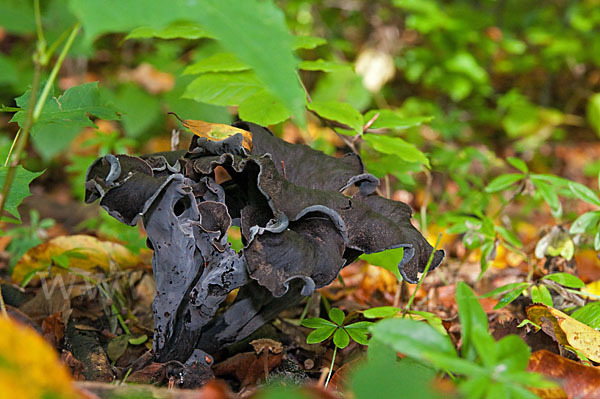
[170,113,253,151]
[527,304,600,362]
[11,234,148,284]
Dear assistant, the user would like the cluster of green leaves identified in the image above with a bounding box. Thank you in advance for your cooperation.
[367,282,554,398]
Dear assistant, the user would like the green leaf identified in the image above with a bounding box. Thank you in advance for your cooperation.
[587,93,600,137]
[362,134,430,167]
[0,166,44,220]
[370,318,456,361]
[328,308,345,326]
[68,0,305,125]
[126,21,213,40]
[507,157,528,173]
[408,311,447,336]
[301,317,336,329]
[360,247,404,281]
[11,82,119,133]
[481,282,530,298]
[293,36,326,50]
[595,231,600,251]
[531,285,553,307]
[307,101,363,134]
[485,173,524,193]
[569,181,600,207]
[111,83,161,138]
[494,287,527,309]
[306,326,336,343]
[345,326,370,345]
[494,225,522,248]
[333,328,350,349]
[571,302,600,329]
[363,306,401,319]
[299,59,350,72]
[536,181,562,218]
[184,53,250,74]
[456,282,490,361]
[569,211,600,234]
[238,90,291,126]
[363,109,433,130]
[183,71,262,106]
[128,334,148,345]
[107,334,130,362]
[542,272,585,288]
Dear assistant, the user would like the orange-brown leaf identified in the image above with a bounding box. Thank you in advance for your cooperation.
[172,114,252,151]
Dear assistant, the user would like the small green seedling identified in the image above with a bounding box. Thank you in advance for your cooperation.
[301,307,372,387]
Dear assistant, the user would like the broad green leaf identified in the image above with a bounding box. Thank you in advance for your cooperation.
[363,109,433,130]
[569,211,600,234]
[494,225,522,248]
[300,317,336,329]
[346,327,369,345]
[370,318,456,361]
[363,306,401,319]
[345,321,374,331]
[11,82,119,134]
[0,166,44,220]
[485,173,524,193]
[299,59,350,72]
[107,334,129,362]
[328,308,345,326]
[362,134,430,167]
[542,272,585,288]
[293,36,326,50]
[111,83,161,138]
[408,311,447,336]
[507,157,528,173]
[360,247,404,281]
[536,181,562,218]
[306,326,336,343]
[569,181,600,207]
[530,174,571,188]
[126,21,213,40]
[587,93,600,137]
[183,71,263,106]
[69,0,306,124]
[333,328,350,349]
[238,90,291,126]
[307,101,363,133]
[456,282,490,361]
[0,0,35,34]
[184,53,249,74]
[531,285,553,307]
[571,302,600,329]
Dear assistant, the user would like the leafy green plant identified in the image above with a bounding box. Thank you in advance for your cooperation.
[483,272,586,309]
[301,307,372,387]
[369,282,554,398]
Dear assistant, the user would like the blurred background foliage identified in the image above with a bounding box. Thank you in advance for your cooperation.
[2,0,600,274]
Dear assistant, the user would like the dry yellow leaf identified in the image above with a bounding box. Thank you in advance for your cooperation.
[527,304,600,362]
[170,113,253,151]
[12,235,148,284]
[0,317,79,399]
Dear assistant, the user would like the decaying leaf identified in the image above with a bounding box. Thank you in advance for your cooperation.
[170,113,253,151]
[0,316,80,399]
[85,120,443,367]
[527,304,600,362]
[11,234,148,284]
[528,350,600,399]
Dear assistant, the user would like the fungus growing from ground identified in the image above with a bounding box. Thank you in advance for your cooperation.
[85,120,444,368]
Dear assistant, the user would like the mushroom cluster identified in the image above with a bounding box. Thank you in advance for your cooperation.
[85,121,444,364]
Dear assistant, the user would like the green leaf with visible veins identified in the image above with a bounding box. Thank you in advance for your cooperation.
[68,0,305,125]
[11,82,119,133]
[362,134,430,167]
[183,71,263,106]
[238,90,291,126]
[308,101,364,133]
[0,166,44,220]
[184,53,250,74]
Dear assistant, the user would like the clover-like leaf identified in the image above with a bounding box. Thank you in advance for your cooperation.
[333,328,350,349]
[307,326,337,344]
[328,308,345,326]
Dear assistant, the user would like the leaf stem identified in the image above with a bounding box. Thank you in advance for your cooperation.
[403,233,443,315]
[324,345,337,388]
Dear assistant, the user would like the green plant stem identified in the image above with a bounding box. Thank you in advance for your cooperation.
[324,345,337,388]
[3,129,19,167]
[403,233,443,315]
[0,22,80,219]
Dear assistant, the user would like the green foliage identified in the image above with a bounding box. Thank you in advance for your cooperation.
[0,166,44,221]
[370,282,554,398]
[301,307,372,349]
